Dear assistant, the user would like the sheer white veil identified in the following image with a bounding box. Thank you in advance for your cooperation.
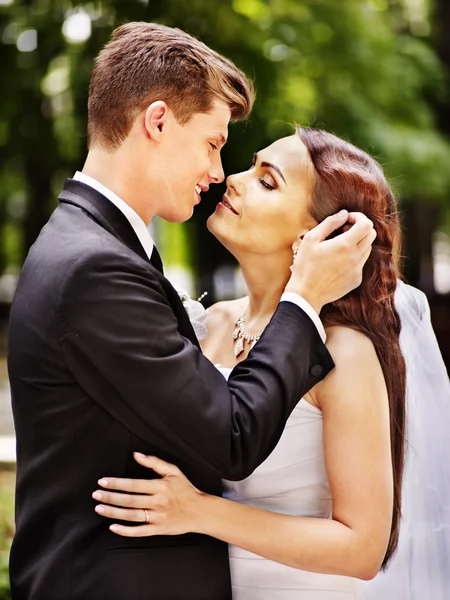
[364,281,450,598]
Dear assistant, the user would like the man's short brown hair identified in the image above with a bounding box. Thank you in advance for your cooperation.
[88,22,255,149]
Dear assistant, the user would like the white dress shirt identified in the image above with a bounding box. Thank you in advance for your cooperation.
[72,172,326,342]
[74,171,154,260]
[280,292,326,342]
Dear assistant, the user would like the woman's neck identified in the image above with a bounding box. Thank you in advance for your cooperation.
[238,250,292,330]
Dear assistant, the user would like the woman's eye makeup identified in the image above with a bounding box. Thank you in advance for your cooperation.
[258,178,276,190]
[251,154,277,190]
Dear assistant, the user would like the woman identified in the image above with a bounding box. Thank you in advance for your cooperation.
[92,128,449,598]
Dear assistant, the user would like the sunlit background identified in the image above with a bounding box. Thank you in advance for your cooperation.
[1,0,450,595]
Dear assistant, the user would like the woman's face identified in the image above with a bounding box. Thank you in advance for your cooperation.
[207,135,317,257]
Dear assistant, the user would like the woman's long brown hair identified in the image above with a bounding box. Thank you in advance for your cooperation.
[297,127,406,568]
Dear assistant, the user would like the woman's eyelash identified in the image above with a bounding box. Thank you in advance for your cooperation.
[259,178,275,190]
[210,143,218,150]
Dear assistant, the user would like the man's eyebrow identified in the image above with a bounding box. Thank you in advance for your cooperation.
[253,152,287,184]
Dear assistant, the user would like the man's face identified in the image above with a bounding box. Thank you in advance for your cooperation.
[154,99,231,223]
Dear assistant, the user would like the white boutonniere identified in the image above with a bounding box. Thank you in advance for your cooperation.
[177,288,209,340]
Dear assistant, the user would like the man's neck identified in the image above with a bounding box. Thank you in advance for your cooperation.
[81,147,155,226]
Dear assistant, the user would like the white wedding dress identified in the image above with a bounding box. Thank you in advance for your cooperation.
[215,283,450,599]
[219,366,365,600]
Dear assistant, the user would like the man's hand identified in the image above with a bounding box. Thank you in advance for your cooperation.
[285,210,376,313]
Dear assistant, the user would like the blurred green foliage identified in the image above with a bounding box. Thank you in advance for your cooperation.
[0,0,449,273]
[0,471,14,600]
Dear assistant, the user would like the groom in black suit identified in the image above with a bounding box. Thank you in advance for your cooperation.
[8,22,375,600]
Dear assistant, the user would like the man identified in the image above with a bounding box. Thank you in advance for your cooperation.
[8,22,375,600]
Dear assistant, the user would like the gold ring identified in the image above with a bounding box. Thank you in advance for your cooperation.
[144,509,150,524]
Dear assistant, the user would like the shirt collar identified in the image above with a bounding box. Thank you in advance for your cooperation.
[73,171,154,260]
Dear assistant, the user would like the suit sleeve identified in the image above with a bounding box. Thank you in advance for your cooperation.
[59,250,334,480]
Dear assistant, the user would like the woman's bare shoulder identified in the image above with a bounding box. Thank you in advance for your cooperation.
[311,325,384,407]
[325,325,377,363]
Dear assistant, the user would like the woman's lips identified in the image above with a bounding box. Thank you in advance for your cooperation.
[218,194,239,215]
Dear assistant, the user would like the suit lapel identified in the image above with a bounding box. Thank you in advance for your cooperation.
[59,179,149,263]
[158,280,201,349]
[58,179,201,350]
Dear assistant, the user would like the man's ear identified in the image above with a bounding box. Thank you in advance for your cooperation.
[143,101,170,141]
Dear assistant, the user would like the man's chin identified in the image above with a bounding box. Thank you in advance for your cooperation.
[159,205,195,223]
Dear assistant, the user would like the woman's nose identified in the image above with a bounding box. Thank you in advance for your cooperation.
[226,173,244,195]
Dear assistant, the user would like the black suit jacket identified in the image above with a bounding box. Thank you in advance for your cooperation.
[8,179,334,600]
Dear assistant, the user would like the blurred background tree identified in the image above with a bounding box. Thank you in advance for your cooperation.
[0,0,449,324]
[1,0,450,286]
[0,0,450,294]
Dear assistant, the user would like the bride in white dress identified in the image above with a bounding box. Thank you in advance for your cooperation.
[94,128,450,598]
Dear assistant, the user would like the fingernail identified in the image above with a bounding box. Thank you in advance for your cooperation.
[95,505,105,514]
[339,210,348,218]
[134,452,145,458]
[110,525,120,532]
[98,479,108,487]
[92,491,103,500]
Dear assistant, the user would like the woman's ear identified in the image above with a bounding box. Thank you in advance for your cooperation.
[292,227,310,252]
[143,101,169,141]
[295,216,319,247]
[291,221,317,257]
[291,233,305,260]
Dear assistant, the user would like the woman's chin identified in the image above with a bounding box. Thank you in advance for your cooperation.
[207,214,236,253]
[206,212,222,236]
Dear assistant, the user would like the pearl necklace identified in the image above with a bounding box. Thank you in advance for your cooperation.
[232,302,264,357]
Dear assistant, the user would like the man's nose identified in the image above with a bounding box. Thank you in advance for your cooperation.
[209,156,225,184]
